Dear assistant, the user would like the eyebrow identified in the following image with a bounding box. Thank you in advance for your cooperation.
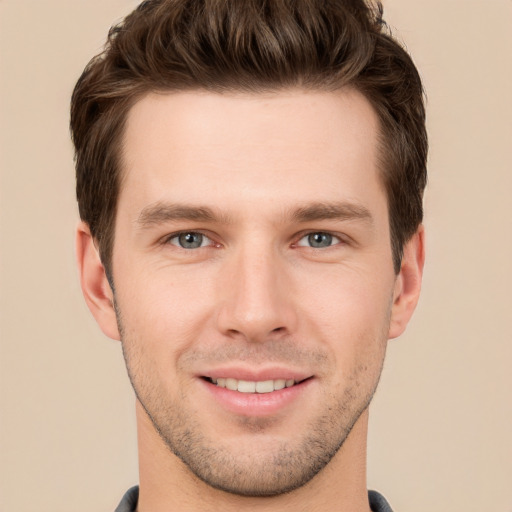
[291,202,374,225]
[137,202,229,227]
[136,200,373,228]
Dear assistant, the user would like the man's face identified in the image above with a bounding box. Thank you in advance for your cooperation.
[111,89,400,496]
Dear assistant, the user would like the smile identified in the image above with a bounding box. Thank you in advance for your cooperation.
[205,377,299,394]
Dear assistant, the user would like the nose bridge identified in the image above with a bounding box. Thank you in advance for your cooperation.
[216,237,295,341]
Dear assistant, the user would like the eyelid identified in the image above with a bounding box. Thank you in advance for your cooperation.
[293,230,347,248]
[158,229,350,249]
[162,230,219,248]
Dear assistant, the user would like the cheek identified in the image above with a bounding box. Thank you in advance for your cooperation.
[115,266,218,354]
[297,267,392,367]
[300,264,393,326]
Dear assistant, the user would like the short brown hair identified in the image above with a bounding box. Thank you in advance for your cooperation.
[71,0,427,277]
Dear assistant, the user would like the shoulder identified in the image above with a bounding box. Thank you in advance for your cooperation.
[368,490,394,512]
[114,486,139,512]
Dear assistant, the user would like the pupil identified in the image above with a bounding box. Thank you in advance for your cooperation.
[309,233,332,248]
[179,232,202,248]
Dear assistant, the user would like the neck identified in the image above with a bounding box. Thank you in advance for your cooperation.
[136,401,372,512]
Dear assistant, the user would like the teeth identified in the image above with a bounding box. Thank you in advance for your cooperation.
[238,380,256,393]
[226,378,237,391]
[210,378,297,393]
[255,380,273,393]
[274,379,286,390]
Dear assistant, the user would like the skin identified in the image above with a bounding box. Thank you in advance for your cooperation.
[77,88,424,512]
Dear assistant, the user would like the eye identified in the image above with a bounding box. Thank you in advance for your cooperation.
[296,232,341,248]
[167,232,212,249]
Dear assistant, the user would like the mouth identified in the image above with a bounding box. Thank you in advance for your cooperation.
[200,373,315,416]
[202,376,309,394]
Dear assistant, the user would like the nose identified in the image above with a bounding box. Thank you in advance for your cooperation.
[216,243,297,343]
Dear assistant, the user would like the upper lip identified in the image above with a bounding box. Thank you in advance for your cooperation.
[197,367,313,382]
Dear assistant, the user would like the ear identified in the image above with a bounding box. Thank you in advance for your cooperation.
[388,225,425,340]
[76,222,121,340]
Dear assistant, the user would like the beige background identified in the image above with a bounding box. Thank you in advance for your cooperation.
[0,1,511,511]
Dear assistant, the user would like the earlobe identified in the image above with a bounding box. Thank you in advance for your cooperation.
[388,225,425,340]
[76,222,121,341]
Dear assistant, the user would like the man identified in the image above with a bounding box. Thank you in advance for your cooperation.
[71,0,426,510]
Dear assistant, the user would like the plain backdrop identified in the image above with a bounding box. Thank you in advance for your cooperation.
[0,1,511,511]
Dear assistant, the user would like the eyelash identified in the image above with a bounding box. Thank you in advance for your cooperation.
[163,230,346,250]
[295,232,343,249]
[164,231,217,249]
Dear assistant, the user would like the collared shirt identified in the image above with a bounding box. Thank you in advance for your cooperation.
[115,486,394,511]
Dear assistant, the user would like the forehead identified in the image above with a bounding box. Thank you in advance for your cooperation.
[119,88,384,218]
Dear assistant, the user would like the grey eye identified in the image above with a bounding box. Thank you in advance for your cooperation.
[307,232,333,248]
[173,232,205,249]
[296,232,340,248]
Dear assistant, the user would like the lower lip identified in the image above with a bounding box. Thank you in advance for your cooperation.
[200,378,313,417]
